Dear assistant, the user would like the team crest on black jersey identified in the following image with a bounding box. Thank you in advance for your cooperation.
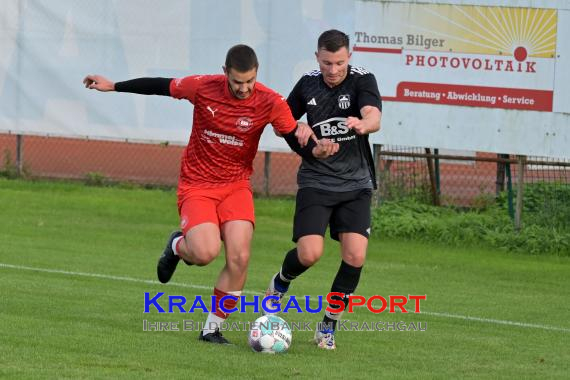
[338,94,350,109]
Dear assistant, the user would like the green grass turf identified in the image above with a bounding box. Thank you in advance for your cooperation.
[0,178,569,379]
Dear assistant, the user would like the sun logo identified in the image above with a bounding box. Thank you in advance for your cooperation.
[411,5,557,60]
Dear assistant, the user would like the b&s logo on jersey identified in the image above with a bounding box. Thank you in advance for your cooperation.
[313,117,357,144]
[235,117,253,131]
[338,94,351,109]
[314,117,349,138]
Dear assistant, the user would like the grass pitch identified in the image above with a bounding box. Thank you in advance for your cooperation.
[0,178,568,379]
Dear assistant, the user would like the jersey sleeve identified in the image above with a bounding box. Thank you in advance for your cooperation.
[286,78,307,120]
[114,78,171,96]
[270,95,297,135]
[357,73,383,112]
[169,75,205,103]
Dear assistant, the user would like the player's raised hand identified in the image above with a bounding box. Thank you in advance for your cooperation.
[346,116,367,135]
[83,74,115,92]
[295,122,316,147]
[312,138,339,159]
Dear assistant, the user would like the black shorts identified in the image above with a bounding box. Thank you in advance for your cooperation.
[293,187,372,242]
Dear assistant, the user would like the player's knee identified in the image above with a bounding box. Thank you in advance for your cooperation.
[227,249,249,268]
[190,244,220,266]
[191,254,217,266]
[226,250,250,271]
[298,248,322,267]
[342,251,366,267]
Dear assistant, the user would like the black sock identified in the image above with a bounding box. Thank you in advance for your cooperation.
[274,248,309,292]
[323,260,363,331]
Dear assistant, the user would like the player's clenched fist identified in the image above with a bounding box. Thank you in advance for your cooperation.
[312,138,339,159]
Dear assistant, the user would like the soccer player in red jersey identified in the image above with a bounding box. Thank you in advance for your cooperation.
[84,44,338,344]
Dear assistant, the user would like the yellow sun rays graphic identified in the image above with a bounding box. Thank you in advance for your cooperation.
[407,4,557,59]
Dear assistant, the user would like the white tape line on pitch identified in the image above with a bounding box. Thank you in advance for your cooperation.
[1,262,569,333]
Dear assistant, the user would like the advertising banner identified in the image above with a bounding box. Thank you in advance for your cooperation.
[354,2,560,112]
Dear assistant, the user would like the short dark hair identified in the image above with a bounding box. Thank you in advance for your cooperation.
[317,29,349,52]
[225,44,259,72]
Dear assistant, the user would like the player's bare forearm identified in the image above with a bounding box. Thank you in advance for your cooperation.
[361,105,381,133]
[347,106,382,135]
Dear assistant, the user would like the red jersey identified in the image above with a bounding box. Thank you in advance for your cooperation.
[170,75,296,187]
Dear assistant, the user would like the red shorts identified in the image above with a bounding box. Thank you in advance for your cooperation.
[177,180,254,234]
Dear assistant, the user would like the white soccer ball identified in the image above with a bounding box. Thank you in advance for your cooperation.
[248,315,292,354]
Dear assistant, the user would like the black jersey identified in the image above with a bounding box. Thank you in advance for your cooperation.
[287,65,382,192]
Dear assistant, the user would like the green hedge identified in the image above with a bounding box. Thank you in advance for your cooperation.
[372,199,570,256]
[497,182,570,230]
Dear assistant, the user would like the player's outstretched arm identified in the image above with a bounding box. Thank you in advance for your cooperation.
[83,75,115,92]
[83,75,172,96]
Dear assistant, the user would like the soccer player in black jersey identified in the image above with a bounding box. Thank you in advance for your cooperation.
[264,29,382,350]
